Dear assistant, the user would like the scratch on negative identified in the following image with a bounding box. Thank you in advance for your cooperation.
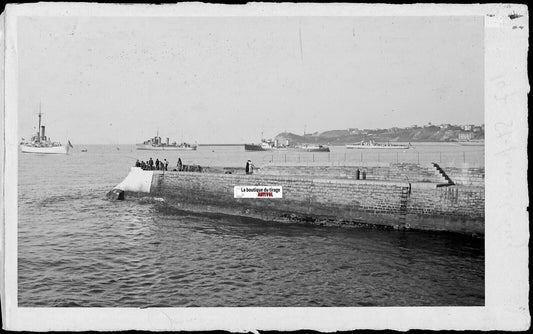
[299,24,304,61]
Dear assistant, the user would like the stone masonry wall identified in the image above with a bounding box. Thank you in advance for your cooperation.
[406,185,484,233]
[154,172,405,221]
[441,166,485,187]
[258,163,444,183]
[149,171,484,234]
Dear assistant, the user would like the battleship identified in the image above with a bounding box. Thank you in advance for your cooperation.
[20,110,72,154]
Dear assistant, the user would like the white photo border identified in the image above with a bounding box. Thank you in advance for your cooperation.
[1,2,529,331]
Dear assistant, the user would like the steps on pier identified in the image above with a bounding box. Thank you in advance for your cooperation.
[431,162,455,186]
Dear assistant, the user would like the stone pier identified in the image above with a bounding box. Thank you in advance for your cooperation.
[109,163,485,236]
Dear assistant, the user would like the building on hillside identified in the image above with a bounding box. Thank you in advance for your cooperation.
[458,132,474,141]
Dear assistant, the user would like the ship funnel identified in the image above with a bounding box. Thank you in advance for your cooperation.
[166,137,169,145]
[41,126,46,140]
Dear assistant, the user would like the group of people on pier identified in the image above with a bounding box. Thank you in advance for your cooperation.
[135,157,183,171]
[135,157,256,174]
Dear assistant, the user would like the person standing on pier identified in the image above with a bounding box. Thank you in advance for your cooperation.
[148,158,154,170]
[155,158,160,170]
[164,159,169,171]
[177,158,183,171]
[245,160,255,175]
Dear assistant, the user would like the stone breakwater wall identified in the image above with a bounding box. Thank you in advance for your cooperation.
[257,163,443,183]
[257,163,485,186]
[122,166,484,235]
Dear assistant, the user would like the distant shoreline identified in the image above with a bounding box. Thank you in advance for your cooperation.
[72,142,483,147]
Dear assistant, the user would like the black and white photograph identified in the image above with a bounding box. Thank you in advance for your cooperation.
[0,2,529,331]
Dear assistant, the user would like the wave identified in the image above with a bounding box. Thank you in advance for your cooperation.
[38,191,102,207]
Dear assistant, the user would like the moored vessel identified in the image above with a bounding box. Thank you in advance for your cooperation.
[244,138,287,151]
[346,139,412,150]
[295,144,330,152]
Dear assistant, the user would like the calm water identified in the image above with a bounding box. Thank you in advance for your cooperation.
[18,144,484,307]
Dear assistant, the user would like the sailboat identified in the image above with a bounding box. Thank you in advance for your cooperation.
[20,108,72,154]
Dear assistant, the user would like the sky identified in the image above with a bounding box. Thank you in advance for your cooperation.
[17,16,484,144]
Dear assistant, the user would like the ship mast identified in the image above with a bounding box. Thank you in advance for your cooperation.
[37,102,42,143]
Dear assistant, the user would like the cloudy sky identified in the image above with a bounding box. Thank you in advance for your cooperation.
[17,16,484,144]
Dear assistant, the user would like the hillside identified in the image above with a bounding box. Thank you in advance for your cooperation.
[274,126,484,146]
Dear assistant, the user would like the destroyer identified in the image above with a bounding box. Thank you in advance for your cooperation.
[136,134,197,151]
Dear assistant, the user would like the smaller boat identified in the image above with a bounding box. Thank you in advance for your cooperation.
[295,144,330,152]
[81,149,88,152]
[346,139,412,150]
[136,134,197,151]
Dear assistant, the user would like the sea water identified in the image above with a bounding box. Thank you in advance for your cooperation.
[17,144,484,306]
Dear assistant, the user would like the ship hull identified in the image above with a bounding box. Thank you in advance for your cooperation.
[297,147,330,152]
[136,144,197,151]
[244,145,289,151]
[20,145,69,154]
[346,144,410,150]
[244,144,268,151]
